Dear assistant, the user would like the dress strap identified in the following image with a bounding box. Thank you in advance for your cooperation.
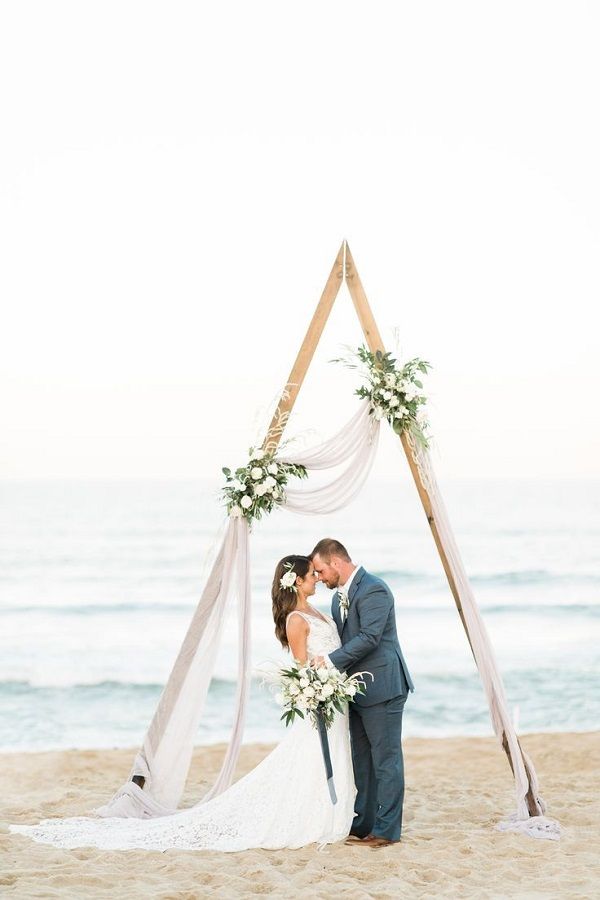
[286,610,310,624]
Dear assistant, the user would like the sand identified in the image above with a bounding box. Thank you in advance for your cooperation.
[1,732,599,899]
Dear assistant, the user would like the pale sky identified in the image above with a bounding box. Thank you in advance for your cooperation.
[2,1,599,481]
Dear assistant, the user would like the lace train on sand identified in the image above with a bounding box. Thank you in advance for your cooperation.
[12,613,356,852]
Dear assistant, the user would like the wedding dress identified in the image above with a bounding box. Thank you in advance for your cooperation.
[11,612,356,852]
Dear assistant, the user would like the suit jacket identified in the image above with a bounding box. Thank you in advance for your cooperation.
[328,567,414,707]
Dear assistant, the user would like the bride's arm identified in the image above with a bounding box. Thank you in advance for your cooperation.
[286,612,309,665]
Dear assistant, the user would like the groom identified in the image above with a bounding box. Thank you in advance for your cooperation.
[311,538,414,848]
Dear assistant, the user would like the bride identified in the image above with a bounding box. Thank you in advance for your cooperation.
[11,555,356,852]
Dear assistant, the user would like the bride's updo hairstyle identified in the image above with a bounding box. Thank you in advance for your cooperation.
[272,555,311,650]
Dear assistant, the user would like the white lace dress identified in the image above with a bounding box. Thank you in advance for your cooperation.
[11,612,356,852]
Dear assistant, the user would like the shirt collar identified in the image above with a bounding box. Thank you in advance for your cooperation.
[340,565,360,596]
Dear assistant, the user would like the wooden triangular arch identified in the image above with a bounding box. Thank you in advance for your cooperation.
[262,240,542,816]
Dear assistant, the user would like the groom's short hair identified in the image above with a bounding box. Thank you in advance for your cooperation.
[310,538,351,562]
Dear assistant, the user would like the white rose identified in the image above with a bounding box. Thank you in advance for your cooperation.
[303,686,315,698]
[254,482,268,496]
[289,684,300,696]
[317,668,329,681]
[264,475,276,488]
[321,683,334,698]
[280,570,297,589]
[296,697,308,710]
[345,684,357,697]
[373,406,385,420]
[251,449,265,461]
[240,495,252,509]
[298,668,308,678]
[230,505,242,518]
[403,387,416,401]
[299,677,309,688]
[385,373,396,387]
[267,463,278,475]
[251,467,263,480]
[389,396,399,408]
[230,479,244,492]
[383,390,392,400]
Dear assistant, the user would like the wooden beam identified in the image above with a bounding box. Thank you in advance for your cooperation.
[344,243,475,643]
[262,242,346,452]
[343,243,540,816]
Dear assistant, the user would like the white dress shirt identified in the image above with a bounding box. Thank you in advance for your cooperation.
[325,565,360,667]
[339,565,360,599]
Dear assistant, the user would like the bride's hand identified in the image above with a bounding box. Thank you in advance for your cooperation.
[311,655,326,667]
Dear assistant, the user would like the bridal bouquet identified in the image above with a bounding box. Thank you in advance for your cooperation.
[275,662,368,729]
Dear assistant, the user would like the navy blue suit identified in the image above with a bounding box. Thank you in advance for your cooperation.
[329,567,414,841]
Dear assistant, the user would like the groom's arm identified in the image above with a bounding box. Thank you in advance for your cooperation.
[327,585,393,672]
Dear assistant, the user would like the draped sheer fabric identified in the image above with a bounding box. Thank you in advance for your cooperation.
[405,433,560,840]
[96,401,380,819]
[94,400,558,838]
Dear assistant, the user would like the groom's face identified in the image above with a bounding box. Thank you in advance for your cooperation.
[312,554,341,589]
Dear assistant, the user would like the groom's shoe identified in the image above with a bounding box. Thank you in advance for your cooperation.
[344,830,367,844]
[361,834,400,848]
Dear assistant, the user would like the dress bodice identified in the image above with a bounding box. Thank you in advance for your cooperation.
[286,610,341,659]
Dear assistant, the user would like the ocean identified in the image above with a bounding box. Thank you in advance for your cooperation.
[1,477,599,752]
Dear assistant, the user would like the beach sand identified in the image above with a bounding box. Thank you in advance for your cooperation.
[2,732,599,899]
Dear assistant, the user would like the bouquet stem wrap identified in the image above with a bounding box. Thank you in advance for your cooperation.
[316,707,337,805]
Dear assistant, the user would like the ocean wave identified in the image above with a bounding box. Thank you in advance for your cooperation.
[4,598,600,619]
[1,601,200,615]
[0,677,244,693]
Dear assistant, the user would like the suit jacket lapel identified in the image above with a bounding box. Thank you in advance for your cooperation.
[341,568,365,632]
[348,567,365,604]
[332,591,342,634]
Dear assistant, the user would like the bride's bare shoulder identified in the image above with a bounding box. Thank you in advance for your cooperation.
[285,610,309,632]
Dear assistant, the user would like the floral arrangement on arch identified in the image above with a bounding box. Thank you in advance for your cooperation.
[336,345,432,449]
[221,448,307,522]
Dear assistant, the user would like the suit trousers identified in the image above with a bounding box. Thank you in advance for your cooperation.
[349,693,407,841]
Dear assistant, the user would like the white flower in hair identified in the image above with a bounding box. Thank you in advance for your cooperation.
[280,569,297,591]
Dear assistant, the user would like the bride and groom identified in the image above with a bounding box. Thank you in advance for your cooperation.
[12,538,413,853]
